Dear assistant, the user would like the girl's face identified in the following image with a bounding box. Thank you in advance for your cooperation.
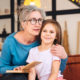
[41,23,57,44]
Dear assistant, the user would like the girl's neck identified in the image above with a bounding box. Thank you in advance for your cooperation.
[38,43,52,51]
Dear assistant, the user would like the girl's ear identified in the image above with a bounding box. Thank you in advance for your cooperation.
[55,36,57,39]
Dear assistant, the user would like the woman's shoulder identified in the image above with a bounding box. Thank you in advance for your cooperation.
[3,32,17,44]
[6,32,16,40]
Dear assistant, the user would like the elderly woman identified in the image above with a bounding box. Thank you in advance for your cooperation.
[0,5,67,80]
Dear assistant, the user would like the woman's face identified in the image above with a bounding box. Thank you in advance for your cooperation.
[22,11,43,36]
[41,23,57,44]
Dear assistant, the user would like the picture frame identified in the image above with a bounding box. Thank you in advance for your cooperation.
[0,0,10,15]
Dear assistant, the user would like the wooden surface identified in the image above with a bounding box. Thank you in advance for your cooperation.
[76,22,80,54]
[0,43,2,51]
[63,55,80,80]
[63,21,70,55]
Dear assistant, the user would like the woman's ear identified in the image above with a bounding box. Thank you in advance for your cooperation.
[21,22,25,30]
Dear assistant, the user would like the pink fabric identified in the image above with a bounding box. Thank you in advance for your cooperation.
[56,76,64,80]
[39,74,63,80]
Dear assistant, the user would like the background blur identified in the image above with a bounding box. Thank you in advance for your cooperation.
[0,0,80,55]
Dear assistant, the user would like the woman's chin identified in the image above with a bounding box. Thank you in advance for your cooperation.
[33,32,40,36]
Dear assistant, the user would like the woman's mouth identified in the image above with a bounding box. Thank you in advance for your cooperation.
[33,29,40,31]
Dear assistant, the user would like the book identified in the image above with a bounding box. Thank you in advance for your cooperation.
[6,61,41,73]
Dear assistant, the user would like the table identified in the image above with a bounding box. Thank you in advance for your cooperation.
[63,55,80,80]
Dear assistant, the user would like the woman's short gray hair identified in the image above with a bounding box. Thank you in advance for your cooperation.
[19,5,46,24]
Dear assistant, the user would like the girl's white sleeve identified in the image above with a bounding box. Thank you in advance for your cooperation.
[52,55,61,61]
[26,49,34,63]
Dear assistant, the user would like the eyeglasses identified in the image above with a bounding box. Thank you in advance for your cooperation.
[27,18,44,25]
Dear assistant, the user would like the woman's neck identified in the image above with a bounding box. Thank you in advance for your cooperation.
[23,31,36,44]
[15,31,36,45]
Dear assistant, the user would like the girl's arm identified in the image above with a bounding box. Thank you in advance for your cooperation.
[51,44,68,73]
[48,60,60,80]
[28,67,36,80]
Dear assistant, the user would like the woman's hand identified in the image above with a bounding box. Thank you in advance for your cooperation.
[14,66,24,71]
[14,66,31,73]
[51,44,67,59]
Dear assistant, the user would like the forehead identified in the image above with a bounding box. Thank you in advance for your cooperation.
[43,23,56,30]
[28,11,42,19]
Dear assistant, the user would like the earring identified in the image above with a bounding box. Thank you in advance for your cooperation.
[20,26,24,30]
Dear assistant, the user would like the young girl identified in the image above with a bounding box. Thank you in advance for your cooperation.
[27,19,64,80]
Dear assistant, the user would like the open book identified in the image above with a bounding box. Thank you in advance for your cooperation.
[6,61,41,73]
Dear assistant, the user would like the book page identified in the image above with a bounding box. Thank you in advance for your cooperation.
[6,61,41,73]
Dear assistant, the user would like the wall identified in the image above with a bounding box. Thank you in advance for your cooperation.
[0,0,80,55]
[56,0,80,55]
[41,0,80,55]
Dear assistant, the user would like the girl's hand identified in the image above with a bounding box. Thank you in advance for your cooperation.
[51,44,67,59]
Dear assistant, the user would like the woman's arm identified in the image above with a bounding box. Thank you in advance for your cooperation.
[0,39,18,74]
[60,58,68,73]
[28,67,36,80]
[48,60,60,80]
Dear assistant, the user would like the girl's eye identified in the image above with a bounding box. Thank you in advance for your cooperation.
[42,30,47,32]
[50,31,54,33]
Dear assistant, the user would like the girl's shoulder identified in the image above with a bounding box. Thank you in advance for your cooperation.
[29,46,38,52]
